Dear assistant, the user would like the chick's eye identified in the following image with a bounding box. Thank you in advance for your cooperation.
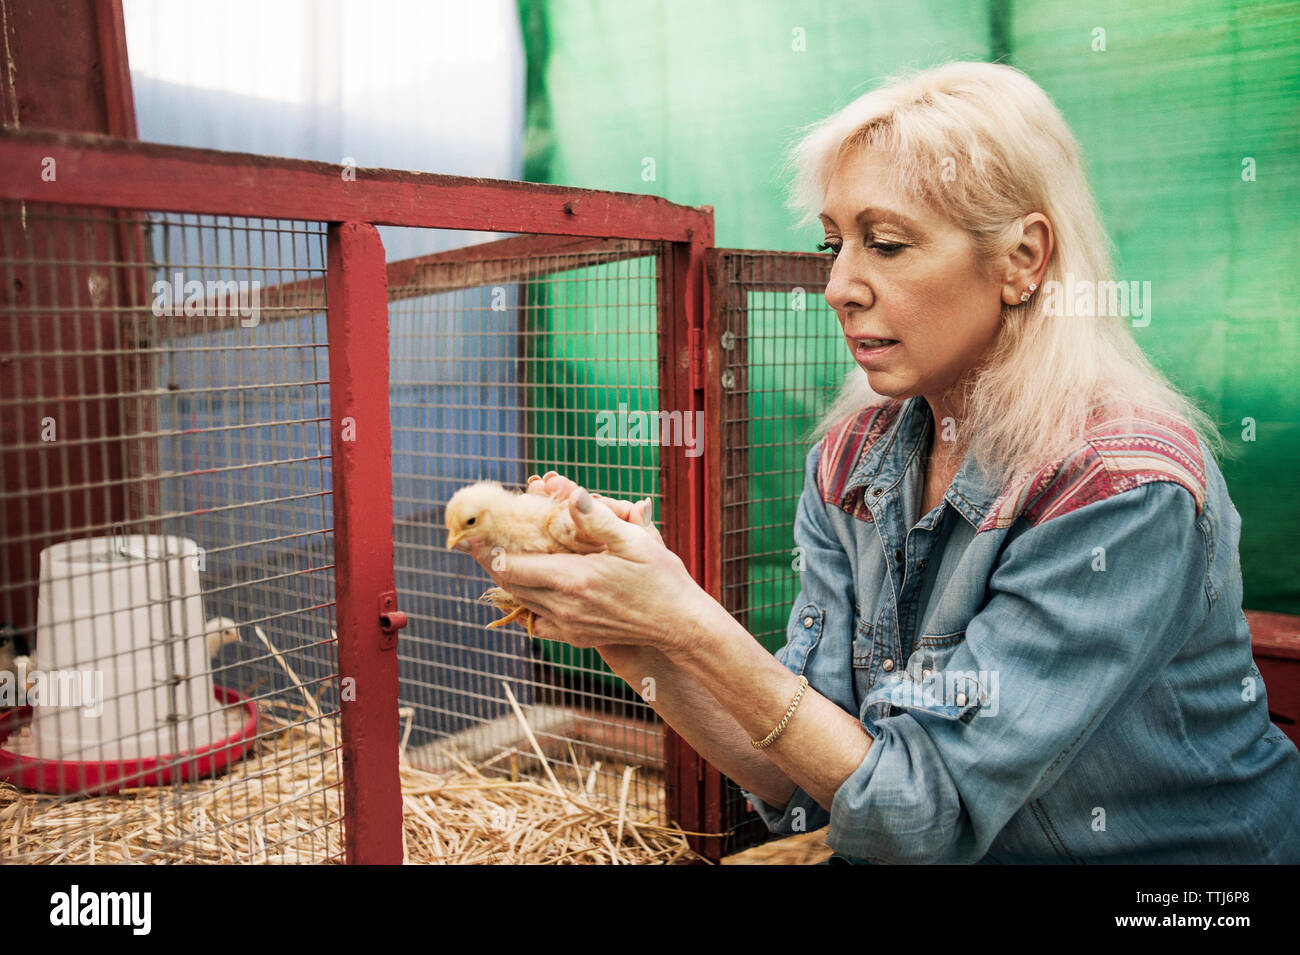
[466,517,477,526]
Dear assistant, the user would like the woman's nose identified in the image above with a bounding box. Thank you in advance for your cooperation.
[823,248,872,314]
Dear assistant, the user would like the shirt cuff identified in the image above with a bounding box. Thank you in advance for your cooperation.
[825,712,971,863]
[740,784,830,836]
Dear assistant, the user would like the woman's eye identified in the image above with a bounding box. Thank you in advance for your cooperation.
[816,239,905,258]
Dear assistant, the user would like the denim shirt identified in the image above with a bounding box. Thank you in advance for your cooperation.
[743,395,1300,863]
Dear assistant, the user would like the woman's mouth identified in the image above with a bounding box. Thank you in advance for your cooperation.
[851,337,899,361]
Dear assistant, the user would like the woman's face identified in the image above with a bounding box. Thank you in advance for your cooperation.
[819,146,1009,420]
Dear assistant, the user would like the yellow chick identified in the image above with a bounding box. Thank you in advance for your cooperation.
[445,480,604,637]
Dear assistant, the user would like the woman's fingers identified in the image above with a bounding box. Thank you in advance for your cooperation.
[526,471,568,495]
[467,538,489,564]
[491,550,602,599]
[527,472,579,500]
[529,472,622,512]
[495,579,558,613]
[566,489,651,557]
[595,496,636,520]
[632,499,664,545]
[543,473,578,499]
[526,471,662,544]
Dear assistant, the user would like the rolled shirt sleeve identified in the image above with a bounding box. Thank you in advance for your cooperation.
[827,479,1211,863]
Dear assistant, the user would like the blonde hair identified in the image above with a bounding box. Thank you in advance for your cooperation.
[795,61,1224,489]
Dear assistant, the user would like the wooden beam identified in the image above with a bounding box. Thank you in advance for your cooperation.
[0,128,713,242]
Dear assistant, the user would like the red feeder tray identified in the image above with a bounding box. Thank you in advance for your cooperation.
[0,685,259,795]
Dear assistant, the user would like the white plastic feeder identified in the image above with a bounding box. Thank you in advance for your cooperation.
[30,534,223,761]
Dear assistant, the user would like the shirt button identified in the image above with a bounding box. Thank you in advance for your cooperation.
[918,559,928,572]
[894,548,904,563]
[955,692,968,706]
[802,615,814,629]
[882,658,895,671]
[871,487,883,497]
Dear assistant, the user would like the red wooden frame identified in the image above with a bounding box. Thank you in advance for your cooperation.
[658,237,724,861]
[326,223,404,864]
[0,128,707,242]
[0,127,716,863]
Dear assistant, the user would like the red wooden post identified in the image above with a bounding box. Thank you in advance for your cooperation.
[327,222,405,864]
[659,214,725,861]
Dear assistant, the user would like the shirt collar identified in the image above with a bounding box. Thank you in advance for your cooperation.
[841,395,1004,529]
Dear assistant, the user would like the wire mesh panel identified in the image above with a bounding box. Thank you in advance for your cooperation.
[0,203,345,862]
[0,128,713,864]
[387,235,674,830]
[711,249,852,855]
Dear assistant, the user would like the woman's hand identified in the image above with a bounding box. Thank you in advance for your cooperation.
[527,470,662,546]
[467,471,703,654]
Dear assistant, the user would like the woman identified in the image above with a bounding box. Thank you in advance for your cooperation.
[466,61,1300,863]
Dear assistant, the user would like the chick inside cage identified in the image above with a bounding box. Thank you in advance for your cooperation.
[0,199,701,861]
[1,205,345,861]
[386,234,670,820]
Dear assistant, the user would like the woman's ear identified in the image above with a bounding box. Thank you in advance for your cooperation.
[1000,213,1053,306]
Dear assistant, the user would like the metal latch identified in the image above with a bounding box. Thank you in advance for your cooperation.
[378,591,407,650]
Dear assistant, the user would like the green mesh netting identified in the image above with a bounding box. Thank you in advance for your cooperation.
[519,0,1300,618]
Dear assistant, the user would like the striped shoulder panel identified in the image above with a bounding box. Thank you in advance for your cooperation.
[979,409,1207,532]
[816,401,904,520]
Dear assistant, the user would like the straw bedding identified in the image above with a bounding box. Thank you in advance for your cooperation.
[0,683,704,865]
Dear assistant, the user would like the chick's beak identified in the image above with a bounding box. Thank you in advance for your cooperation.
[446,530,467,551]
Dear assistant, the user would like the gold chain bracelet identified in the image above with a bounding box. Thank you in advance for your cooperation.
[752,675,809,749]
